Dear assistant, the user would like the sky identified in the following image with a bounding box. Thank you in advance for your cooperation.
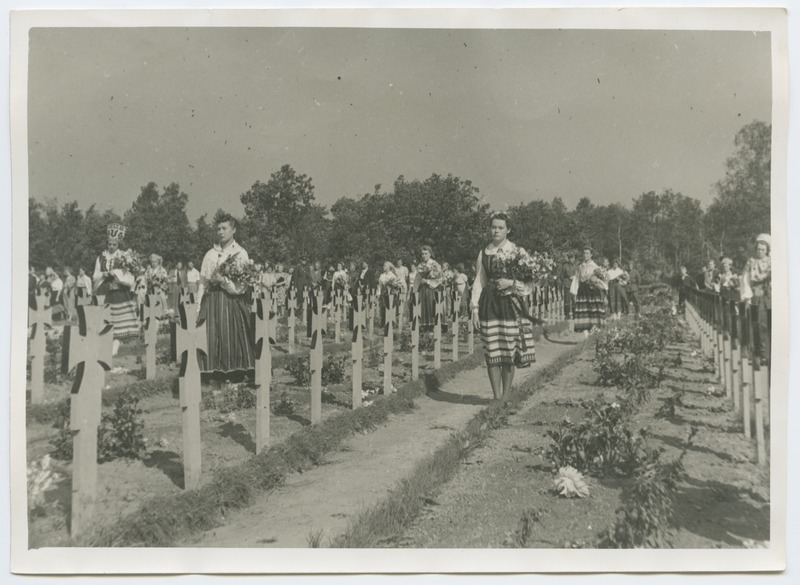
[27,26,772,220]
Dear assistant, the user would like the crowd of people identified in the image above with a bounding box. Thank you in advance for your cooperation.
[28,213,772,398]
[676,233,772,362]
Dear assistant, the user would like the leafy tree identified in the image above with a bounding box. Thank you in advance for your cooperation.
[704,120,771,265]
[123,182,193,266]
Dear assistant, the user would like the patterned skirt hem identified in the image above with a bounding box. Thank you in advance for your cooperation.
[485,354,536,367]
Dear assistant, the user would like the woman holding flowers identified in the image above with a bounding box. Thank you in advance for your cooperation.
[741,233,771,363]
[197,213,255,375]
[377,261,402,326]
[470,213,538,400]
[416,245,443,331]
[92,223,141,356]
[570,246,607,335]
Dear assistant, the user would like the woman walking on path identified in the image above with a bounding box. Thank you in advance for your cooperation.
[470,213,536,401]
[741,233,771,363]
[416,246,443,331]
[606,258,627,320]
[196,213,255,376]
[92,224,140,356]
[570,246,607,336]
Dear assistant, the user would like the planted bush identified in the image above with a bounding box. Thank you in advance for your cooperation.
[202,382,257,413]
[322,355,347,386]
[284,356,311,386]
[97,391,148,462]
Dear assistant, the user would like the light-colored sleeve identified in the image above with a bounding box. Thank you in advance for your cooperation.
[740,261,753,301]
[92,256,104,293]
[570,273,579,296]
[197,249,215,305]
[470,251,486,310]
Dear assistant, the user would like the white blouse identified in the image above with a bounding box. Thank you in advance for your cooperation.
[469,239,533,311]
[197,240,250,304]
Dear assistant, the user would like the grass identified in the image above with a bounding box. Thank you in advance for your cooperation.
[328,339,586,548]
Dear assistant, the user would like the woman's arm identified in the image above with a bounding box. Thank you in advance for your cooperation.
[470,252,486,310]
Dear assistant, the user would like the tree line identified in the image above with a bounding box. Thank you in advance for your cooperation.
[28,120,770,282]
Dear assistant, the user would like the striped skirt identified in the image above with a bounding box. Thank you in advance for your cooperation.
[109,300,140,339]
[198,288,255,373]
[419,284,438,328]
[478,288,535,367]
[574,282,606,332]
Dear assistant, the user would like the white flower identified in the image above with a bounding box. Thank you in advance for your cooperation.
[554,466,589,498]
[158,438,170,449]
[611,402,620,409]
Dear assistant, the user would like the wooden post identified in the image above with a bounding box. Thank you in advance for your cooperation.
[28,289,51,404]
[301,287,309,336]
[397,290,405,332]
[728,301,741,415]
[368,288,376,341]
[253,291,273,453]
[334,290,342,344]
[179,287,195,306]
[433,289,442,370]
[383,293,396,395]
[722,301,732,400]
[287,288,297,353]
[175,302,207,490]
[352,292,363,409]
[750,306,767,465]
[739,302,752,439]
[451,289,460,363]
[411,291,420,381]
[142,293,165,380]
[309,288,325,425]
[67,302,113,536]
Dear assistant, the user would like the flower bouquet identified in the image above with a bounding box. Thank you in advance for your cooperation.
[111,249,143,275]
[441,269,456,288]
[333,271,349,289]
[417,260,443,281]
[213,253,262,291]
[589,266,607,290]
[378,272,403,296]
[148,272,169,293]
[494,246,557,293]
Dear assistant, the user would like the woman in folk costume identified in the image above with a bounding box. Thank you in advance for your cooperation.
[92,223,140,356]
[376,261,400,327]
[570,246,608,336]
[415,246,443,331]
[470,213,536,400]
[606,258,628,321]
[741,233,771,363]
[718,257,740,303]
[197,213,255,375]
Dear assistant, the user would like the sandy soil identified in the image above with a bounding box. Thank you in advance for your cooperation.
[181,328,586,547]
[398,330,770,549]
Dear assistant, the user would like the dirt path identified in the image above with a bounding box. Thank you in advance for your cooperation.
[181,327,586,547]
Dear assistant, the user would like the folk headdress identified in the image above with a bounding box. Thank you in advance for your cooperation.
[106,223,126,244]
[755,233,771,249]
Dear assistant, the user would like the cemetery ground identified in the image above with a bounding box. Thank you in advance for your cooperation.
[25,301,770,550]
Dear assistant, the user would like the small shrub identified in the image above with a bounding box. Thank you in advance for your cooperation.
[271,392,296,416]
[600,428,696,548]
[27,454,62,516]
[322,355,347,386]
[365,343,383,368]
[419,332,436,352]
[202,382,257,413]
[655,391,684,420]
[594,348,664,407]
[544,398,641,477]
[284,356,312,386]
[503,508,543,547]
[97,391,148,462]
[49,399,74,461]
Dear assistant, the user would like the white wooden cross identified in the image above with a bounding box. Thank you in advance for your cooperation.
[28,289,51,404]
[253,291,273,453]
[433,289,443,370]
[309,288,326,424]
[76,287,94,307]
[411,291,421,381]
[287,287,297,354]
[179,287,196,306]
[351,292,364,409]
[451,288,461,363]
[142,293,165,380]
[176,302,207,490]
[67,302,113,537]
[383,293,396,395]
